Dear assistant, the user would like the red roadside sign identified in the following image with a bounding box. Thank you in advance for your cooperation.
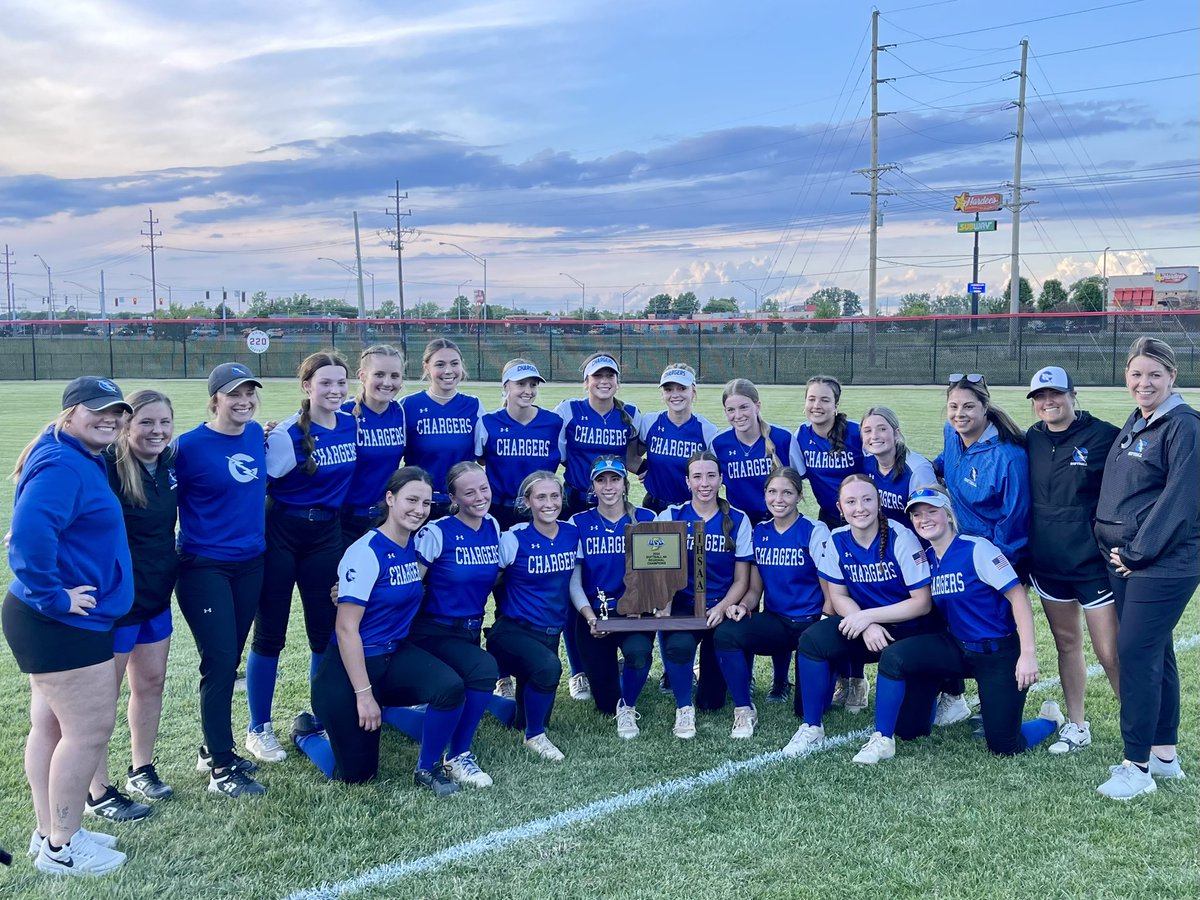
[952,191,1003,213]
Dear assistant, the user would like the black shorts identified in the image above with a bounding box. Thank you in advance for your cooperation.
[1030,574,1114,610]
[2,592,114,674]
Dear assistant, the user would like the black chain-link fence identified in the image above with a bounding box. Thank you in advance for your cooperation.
[2,312,1197,386]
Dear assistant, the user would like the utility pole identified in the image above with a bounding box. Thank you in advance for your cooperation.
[353,212,368,341]
[141,208,162,317]
[1005,39,1035,353]
[386,181,412,355]
[2,245,13,321]
[100,269,107,320]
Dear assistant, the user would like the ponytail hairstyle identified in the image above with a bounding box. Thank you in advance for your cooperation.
[840,473,889,562]
[446,460,487,515]
[861,406,909,475]
[765,465,805,510]
[501,357,538,404]
[11,410,73,481]
[946,375,1025,446]
[687,449,733,549]
[515,470,563,515]
[297,351,351,475]
[908,483,958,533]
[722,378,779,466]
[422,338,468,384]
[353,344,405,417]
[580,351,644,471]
[807,375,849,453]
[1126,336,1178,374]
[114,389,174,508]
[591,453,637,520]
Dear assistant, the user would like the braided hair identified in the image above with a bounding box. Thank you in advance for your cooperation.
[687,449,734,549]
[297,351,350,475]
[807,375,849,453]
[722,378,779,465]
[840,473,889,562]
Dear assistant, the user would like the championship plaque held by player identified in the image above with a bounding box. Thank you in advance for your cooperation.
[593,520,709,633]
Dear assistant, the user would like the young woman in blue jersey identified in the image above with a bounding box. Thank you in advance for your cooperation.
[858,486,1062,765]
[245,351,358,765]
[657,450,754,739]
[340,345,407,546]
[489,472,580,760]
[1024,366,1120,755]
[714,467,830,739]
[554,352,644,700]
[86,390,178,824]
[782,475,937,759]
[174,363,268,799]
[860,407,936,527]
[291,467,466,795]
[568,456,657,737]
[402,339,486,521]
[637,364,719,513]
[5,376,133,875]
[477,358,564,531]
[932,373,1031,727]
[408,461,503,788]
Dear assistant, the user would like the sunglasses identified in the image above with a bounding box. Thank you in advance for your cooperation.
[1119,417,1148,450]
[948,373,986,385]
[908,488,943,502]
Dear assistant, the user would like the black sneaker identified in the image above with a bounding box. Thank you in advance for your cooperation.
[766,682,792,704]
[414,765,460,798]
[85,785,152,822]
[208,766,267,799]
[126,761,173,800]
[290,711,322,746]
[196,745,259,775]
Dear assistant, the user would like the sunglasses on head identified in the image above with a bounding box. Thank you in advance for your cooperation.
[948,373,986,385]
[1119,417,1148,450]
[908,488,942,502]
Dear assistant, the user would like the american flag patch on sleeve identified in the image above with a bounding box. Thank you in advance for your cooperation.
[912,549,927,566]
[991,554,1010,570]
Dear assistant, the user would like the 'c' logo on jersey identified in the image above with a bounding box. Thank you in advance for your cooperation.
[227,453,259,483]
[345,569,356,582]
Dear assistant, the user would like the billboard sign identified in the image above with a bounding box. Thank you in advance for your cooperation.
[957,220,997,233]
[952,191,1003,214]
[967,283,986,294]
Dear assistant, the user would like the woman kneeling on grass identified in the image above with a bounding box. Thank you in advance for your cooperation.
[294,467,467,796]
[859,486,1062,764]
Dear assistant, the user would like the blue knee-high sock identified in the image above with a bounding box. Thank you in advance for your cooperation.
[1020,716,1058,748]
[771,651,792,688]
[561,625,584,677]
[716,650,753,708]
[523,687,556,739]
[798,655,831,726]
[488,693,516,728]
[621,663,651,706]
[381,705,426,742]
[874,675,907,738]
[295,731,335,779]
[663,659,695,709]
[417,704,464,771]
[246,650,279,731]
[448,689,492,759]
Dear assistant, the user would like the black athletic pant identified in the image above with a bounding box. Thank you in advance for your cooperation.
[252,508,342,658]
[407,617,499,692]
[1109,572,1199,762]
[312,641,464,783]
[489,502,523,532]
[879,631,1031,754]
[715,610,818,714]
[573,612,654,715]
[487,616,563,694]
[175,552,264,766]
[662,627,729,711]
[339,509,380,551]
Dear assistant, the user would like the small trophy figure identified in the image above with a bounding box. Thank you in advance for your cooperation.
[597,590,611,620]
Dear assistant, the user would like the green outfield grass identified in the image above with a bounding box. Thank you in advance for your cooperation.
[0,378,1196,900]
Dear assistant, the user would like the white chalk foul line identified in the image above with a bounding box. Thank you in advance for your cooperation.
[284,632,1200,900]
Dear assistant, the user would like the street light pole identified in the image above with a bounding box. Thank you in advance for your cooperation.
[33,253,53,320]
[439,243,487,333]
[1102,246,1110,311]
[456,280,472,323]
[733,279,759,316]
[129,273,171,314]
[561,272,585,324]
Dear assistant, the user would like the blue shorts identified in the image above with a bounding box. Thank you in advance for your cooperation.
[112,607,173,655]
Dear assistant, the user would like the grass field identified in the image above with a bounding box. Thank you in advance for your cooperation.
[0,377,1196,899]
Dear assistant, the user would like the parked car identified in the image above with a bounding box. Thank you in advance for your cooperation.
[116,325,136,337]
[191,326,219,337]
[266,327,285,339]
[82,325,101,336]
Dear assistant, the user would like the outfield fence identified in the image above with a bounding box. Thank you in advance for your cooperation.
[2,310,1197,387]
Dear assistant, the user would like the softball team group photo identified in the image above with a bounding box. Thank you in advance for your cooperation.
[3,335,1197,878]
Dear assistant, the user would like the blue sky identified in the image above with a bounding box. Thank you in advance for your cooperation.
[1,0,1196,317]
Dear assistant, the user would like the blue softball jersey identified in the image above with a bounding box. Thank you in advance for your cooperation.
[334,529,425,653]
[928,535,1020,643]
[795,421,865,519]
[340,399,406,511]
[569,506,657,610]
[498,521,580,632]
[175,421,267,561]
[752,516,830,621]
[414,514,502,620]
[475,406,564,506]
[554,397,643,495]
[817,522,932,611]
[401,390,486,503]
[637,411,720,505]
[656,503,754,609]
[266,410,358,509]
[711,424,799,523]
[8,430,134,630]
[863,450,937,526]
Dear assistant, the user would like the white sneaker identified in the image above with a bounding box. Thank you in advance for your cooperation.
[830,676,849,707]
[1097,761,1156,800]
[34,830,126,876]
[934,693,971,726]
[1049,720,1091,755]
[731,705,757,739]
[673,705,697,739]
[615,701,641,740]
[782,723,825,758]
[846,677,870,714]
[245,723,287,762]
[28,827,118,858]
[525,732,566,761]
[445,751,494,788]
[1148,754,1186,780]
[494,676,516,700]
[852,731,896,765]
[568,673,592,701]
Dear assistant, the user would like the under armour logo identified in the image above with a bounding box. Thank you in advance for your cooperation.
[203,607,212,614]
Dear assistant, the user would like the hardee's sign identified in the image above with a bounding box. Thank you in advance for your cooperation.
[1155,272,1188,284]
[952,191,1003,213]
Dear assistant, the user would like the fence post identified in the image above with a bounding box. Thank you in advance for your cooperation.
[1110,314,1119,383]
[848,321,855,383]
[476,326,482,375]
[30,329,37,381]
[182,338,188,379]
[108,331,115,379]
[772,331,778,383]
[696,326,702,378]
[548,327,554,381]
[932,319,939,381]
[1017,317,1024,382]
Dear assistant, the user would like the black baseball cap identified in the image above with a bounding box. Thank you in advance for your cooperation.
[208,362,263,396]
[62,376,133,413]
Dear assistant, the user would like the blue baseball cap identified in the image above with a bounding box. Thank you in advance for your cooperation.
[501,361,545,384]
[590,458,628,481]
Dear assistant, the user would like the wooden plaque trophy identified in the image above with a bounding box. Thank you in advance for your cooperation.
[592,520,710,633]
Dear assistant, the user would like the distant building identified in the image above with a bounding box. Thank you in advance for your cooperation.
[1109,266,1198,311]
